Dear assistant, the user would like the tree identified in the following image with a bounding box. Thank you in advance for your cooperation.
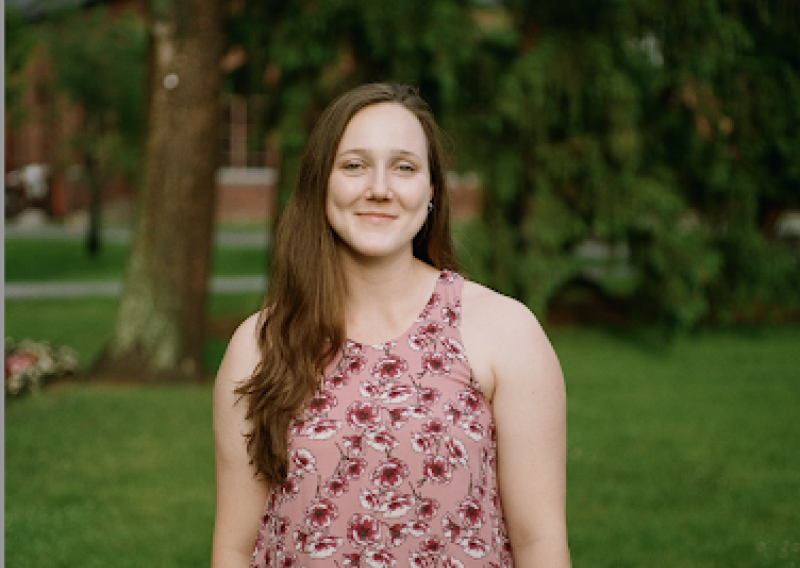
[42,7,147,255]
[226,0,475,207]
[92,0,224,382]
[5,5,38,124]
[456,0,800,329]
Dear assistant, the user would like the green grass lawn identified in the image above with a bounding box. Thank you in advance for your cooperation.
[5,326,800,567]
[4,238,268,281]
[4,236,267,371]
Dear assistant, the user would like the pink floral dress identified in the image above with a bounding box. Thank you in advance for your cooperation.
[251,271,513,568]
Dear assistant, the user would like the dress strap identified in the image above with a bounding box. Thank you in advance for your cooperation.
[434,270,464,329]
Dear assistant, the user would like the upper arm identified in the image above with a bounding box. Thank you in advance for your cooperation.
[488,298,571,566]
[211,313,269,568]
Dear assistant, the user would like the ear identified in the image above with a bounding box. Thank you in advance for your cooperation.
[429,183,434,203]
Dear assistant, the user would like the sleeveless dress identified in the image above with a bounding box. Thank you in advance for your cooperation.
[250,271,513,568]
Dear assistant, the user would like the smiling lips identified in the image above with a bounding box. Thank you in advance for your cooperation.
[356,212,397,222]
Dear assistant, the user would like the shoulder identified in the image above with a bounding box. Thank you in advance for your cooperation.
[461,279,561,385]
[215,312,262,393]
[461,279,546,341]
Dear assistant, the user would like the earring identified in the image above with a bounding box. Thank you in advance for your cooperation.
[427,201,434,213]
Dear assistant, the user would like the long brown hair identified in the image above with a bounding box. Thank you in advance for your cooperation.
[236,83,458,485]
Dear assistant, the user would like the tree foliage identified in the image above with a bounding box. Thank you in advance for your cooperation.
[457,0,800,328]
[224,0,798,329]
[226,0,475,205]
[40,7,147,254]
[5,5,38,123]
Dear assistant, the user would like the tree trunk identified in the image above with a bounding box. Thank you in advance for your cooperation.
[92,0,223,383]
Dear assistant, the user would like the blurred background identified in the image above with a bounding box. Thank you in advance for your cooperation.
[4,0,799,566]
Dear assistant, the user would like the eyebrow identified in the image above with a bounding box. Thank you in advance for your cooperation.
[336,148,423,160]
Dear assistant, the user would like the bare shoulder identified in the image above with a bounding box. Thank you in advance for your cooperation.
[214,311,262,393]
[461,280,549,344]
[461,280,562,389]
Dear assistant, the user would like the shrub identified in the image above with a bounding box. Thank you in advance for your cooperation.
[5,338,79,396]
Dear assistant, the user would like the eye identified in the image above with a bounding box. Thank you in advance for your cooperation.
[342,160,364,171]
[396,162,417,173]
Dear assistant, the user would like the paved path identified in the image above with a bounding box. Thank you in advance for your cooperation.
[4,225,270,248]
[5,275,268,299]
[5,224,270,299]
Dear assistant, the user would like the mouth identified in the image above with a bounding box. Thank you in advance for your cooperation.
[356,212,397,222]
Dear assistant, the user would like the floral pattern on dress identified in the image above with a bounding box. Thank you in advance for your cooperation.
[251,271,513,568]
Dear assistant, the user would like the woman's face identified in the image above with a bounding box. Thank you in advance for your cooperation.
[326,102,433,262]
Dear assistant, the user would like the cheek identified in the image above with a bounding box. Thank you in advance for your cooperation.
[327,175,359,208]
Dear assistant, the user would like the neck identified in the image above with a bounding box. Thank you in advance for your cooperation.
[336,247,440,343]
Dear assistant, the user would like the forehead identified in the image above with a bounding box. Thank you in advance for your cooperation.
[336,102,428,157]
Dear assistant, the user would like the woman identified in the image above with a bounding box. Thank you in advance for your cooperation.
[212,83,570,568]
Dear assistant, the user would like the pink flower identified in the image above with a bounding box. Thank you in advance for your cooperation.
[404,520,429,537]
[387,523,407,547]
[441,514,461,542]
[364,546,396,568]
[417,321,444,339]
[415,497,439,521]
[281,475,300,500]
[418,387,441,406]
[456,496,485,528]
[442,401,463,424]
[278,552,298,567]
[407,334,428,350]
[457,389,483,413]
[305,418,341,440]
[342,553,362,567]
[345,354,368,374]
[291,448,316,473]
[442,302,461,327]
[348,513,382,547]
[493,527,513,559]
[411,432,435,454]
[344,457,368,480]
[293,527,310,552]
[360,488,382,511]
[444,436,469,467]
[408,405,432,419]
[440,555,466,568]
[388,407,411,429]
[360,380,384,399]
[439,270,457,283]
[408,551,433,568]
[382,383,415,404]
[459,535,489,558]
[382,492,414,518]
[276,516,291,537]
[422,352,450,375]
[460,418,485,442]
[307,534,343,559]
[346,340,365,354]
[442,337,467,361]
[371,355,409,380]
[371,458,409,489]
[304,497,338,529]
[342,435,365,456]
[422,455,452,485]
[372,340,397,352]
[306,391,336,415]
[5,352,36,375]
[347,401,382,430]
[365,428,399,452]
[421,418,448,436]
[419,536,447,556]
[324,475,348,497]
[325,371,349,390]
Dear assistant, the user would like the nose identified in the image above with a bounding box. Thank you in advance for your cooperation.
[368,166,390,200]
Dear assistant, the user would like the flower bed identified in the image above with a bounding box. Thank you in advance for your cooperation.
[5,338,79,396]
